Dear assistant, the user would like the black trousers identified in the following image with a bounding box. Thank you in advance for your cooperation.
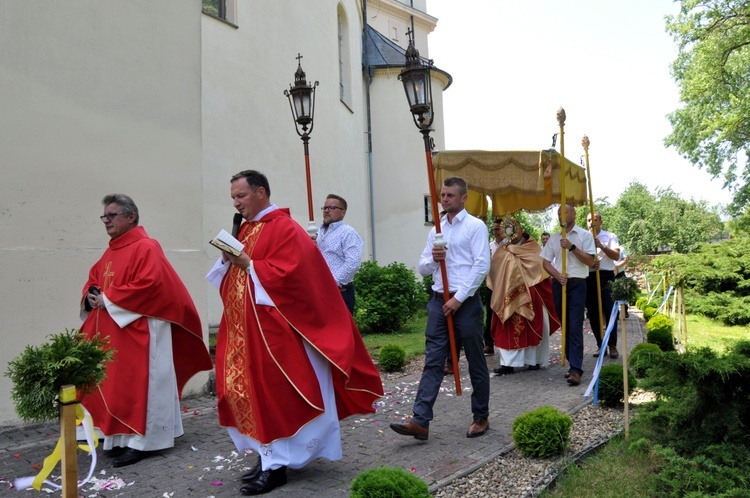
[585,270,616,348]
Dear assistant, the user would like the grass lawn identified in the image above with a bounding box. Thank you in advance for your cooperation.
[681,314,750,352]
[361,309,427,363]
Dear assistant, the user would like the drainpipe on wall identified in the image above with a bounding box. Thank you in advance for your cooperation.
[363,0,377,261]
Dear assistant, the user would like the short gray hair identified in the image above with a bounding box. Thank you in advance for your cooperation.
[102,194,139,225]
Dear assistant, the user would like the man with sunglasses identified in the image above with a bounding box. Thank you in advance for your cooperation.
[316,194,363,314]
[80,194,212,467]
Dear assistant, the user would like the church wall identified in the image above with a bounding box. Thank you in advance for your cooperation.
[200,0,372,326]
[0,1,205,424]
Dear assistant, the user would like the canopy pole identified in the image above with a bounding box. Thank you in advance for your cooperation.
[582,135,604,342]
[557,108,567,367]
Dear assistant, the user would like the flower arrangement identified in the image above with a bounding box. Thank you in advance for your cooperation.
[5,329,114,421]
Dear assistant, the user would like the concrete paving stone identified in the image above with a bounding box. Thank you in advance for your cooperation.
[0,312,644,497]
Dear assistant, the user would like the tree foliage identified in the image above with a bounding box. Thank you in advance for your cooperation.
[574,181,723,255]
[652,237,750,324]
[664,0,750,212]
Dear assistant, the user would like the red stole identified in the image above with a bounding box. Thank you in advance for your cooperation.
[216,209,383,443]
[79,226,212,435]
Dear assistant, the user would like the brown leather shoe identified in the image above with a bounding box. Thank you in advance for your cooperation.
[390,421,429,440]
[609,346,620,359]
[466,418,489,438]
[566,372,581,385]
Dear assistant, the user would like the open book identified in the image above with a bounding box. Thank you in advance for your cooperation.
[209,229,244,257]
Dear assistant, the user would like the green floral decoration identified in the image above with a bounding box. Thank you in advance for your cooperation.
[5,329,114,422]
[608,276,640,304]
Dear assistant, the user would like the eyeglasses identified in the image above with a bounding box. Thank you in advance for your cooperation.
[100,212,127,222]
[321,206,343,211]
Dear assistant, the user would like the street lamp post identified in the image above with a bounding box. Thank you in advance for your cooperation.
[284,53,319,238]
[399,30,462,396]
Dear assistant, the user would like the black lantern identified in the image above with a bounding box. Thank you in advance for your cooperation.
[285,54,319,137]
[399,29,434,130]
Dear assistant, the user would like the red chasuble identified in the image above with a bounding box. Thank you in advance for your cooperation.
[79,226,212,436]
[488,236,561,350]
[216,209,384,444]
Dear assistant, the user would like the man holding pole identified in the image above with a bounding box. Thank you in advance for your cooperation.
[390,177,490,440]
[540,204,596,385]
[585,212,621,358]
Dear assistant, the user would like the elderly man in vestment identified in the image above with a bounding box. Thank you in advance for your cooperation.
[487,219,560,375]
[206,170,383,496]
[80,194,213,467]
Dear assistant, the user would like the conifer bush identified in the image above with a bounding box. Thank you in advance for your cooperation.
[597,364,637,407]
[643,306,658,322]
[635,297,649,310]
[629,342,663,378]
[378,344,406,372]
[512,405,572,458]
[350,466,430,498]
[647,315,675,352]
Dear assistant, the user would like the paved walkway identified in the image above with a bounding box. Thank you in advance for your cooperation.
[0,310,645,497]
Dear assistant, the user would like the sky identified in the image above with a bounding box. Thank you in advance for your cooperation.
[426,0,732,208]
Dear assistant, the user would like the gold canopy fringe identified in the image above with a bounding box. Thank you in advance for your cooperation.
[433,149,588,217]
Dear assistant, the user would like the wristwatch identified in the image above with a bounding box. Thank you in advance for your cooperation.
[568,244,577,252]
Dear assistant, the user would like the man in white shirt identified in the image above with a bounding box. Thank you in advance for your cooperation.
[586,212,622,359]
[390,177,491,440]
[317,194,363,314]
[540,204,596,385]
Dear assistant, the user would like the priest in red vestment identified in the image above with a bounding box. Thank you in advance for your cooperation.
[207,170,383,496]
[487,219,560,374]
[79,194,213,467]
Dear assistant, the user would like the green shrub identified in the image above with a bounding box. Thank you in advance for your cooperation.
[634,345,750,454]
[647,317,675,352]
[597,364,637,407]
[650,443,750,497]
[350,466,430,498]
[629,343,663,377]
[647,314,673,335]
[643,306,658,322]
[730,339,750,358]
[5,329,114,421]
[354,261,428,334]
[512,405,572,458]
[378,344,406,372]
[635,297,649,310]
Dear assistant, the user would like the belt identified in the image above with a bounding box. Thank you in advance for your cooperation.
[567,277,586,281]
[338,282,353,291]
[431,291,456,299]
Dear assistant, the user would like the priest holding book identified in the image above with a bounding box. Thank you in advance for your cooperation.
[206,170,383,496]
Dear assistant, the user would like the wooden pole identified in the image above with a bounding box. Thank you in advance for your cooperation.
[423,130,462,395]
[620,303,630,441]
[582,136,605,343]
[557,108,568,366]
[59,385,78,498]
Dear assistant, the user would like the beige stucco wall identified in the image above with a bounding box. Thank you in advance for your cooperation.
[0,1,206,424]
[201,0,373,326]
[0,0,445,424]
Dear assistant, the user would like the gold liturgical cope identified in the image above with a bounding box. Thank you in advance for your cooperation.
[432,150,588,217]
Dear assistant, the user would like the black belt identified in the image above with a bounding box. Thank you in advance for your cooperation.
[338,282,353,291]
[567,277,586,281]
[431,291,456,299]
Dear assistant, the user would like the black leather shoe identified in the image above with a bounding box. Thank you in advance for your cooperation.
[493,366,514,375]
[240,467,287,495]
[527,364,540,371]
[102,446,126,458]
[241,458,263,483]
[112,448,149,467]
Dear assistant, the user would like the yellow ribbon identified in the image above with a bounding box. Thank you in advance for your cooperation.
[30,403,98,491]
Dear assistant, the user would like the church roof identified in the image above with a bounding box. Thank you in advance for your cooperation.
[363,25,452,89]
